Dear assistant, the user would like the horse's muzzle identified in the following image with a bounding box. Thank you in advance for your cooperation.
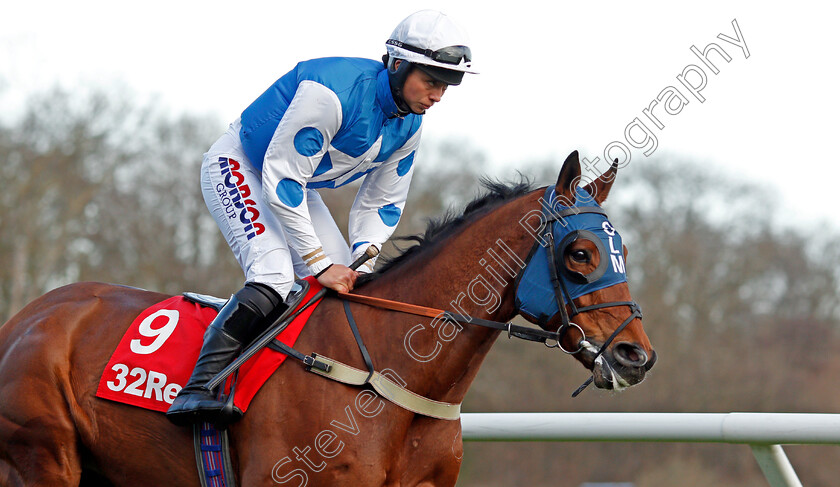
[583,342,656,390]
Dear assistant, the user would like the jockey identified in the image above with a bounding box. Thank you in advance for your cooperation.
[167,9,476,426]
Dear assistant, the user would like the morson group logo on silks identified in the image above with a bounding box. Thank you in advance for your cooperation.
[216,157,265,240]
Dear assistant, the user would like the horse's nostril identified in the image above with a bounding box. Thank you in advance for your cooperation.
[644,349,657,371]
[613,342,648,368]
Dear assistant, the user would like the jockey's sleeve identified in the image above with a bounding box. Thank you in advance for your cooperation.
[261,80,342,276]
[348,124,423,270]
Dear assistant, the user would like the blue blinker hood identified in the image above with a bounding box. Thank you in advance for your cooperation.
[514,186,629,326]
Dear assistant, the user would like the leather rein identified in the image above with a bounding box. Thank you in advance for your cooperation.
[337,292,562,346]
[210,196,643,413]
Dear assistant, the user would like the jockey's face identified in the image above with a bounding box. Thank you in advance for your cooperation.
[398,61,448,115]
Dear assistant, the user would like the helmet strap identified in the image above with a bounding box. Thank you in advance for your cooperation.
[384,55,413,116]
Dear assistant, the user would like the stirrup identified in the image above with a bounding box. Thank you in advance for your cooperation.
[213,378,243,429]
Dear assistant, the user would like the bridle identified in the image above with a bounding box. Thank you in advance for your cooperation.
[208,187,644,406]
[199,187,646,426]
[529,200,643,395]
[204,185,648,422]
[338,186,643,396]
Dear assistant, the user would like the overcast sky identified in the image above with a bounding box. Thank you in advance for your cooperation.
[2,1,838,229]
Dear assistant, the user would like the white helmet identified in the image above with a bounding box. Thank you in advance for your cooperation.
[385,10,477,86]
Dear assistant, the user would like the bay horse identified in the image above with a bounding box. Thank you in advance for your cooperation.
[0,151,654,486]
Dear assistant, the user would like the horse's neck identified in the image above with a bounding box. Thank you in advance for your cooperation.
[364,193,538,403]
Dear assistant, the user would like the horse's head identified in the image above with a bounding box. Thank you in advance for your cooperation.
[515,151,656,393]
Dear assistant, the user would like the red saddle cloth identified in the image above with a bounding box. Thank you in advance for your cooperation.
[96,277,324,413]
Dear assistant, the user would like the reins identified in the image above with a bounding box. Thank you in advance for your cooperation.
[336,292,562,345]
[338,280,642,398]
[206,186,645,412]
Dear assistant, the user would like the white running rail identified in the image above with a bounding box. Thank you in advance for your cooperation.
[461,413,840,487]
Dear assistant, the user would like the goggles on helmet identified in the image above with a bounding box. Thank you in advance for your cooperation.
[385,39,472,66]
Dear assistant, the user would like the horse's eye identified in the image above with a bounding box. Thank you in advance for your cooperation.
[570,249,590,263]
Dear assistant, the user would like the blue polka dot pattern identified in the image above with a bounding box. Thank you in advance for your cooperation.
[352,241,370,252]
[313,151,332,176]
[397,151,415,176]
[276,178,304,207]
[378,204,401,227]
[294,127,324,157]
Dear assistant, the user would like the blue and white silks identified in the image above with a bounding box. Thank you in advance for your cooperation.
[239,57,423,275]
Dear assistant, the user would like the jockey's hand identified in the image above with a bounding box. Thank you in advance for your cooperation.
[316,264,359,293]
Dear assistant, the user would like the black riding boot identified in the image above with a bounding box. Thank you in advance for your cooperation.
[166,282,283,427]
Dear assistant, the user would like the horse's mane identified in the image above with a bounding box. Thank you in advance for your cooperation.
[359,177,534,281]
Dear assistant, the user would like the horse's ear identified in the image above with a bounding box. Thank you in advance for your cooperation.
[555,150,582,203]
[582,159,618,205]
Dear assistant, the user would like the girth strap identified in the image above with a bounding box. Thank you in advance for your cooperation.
[192,422,236,487]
